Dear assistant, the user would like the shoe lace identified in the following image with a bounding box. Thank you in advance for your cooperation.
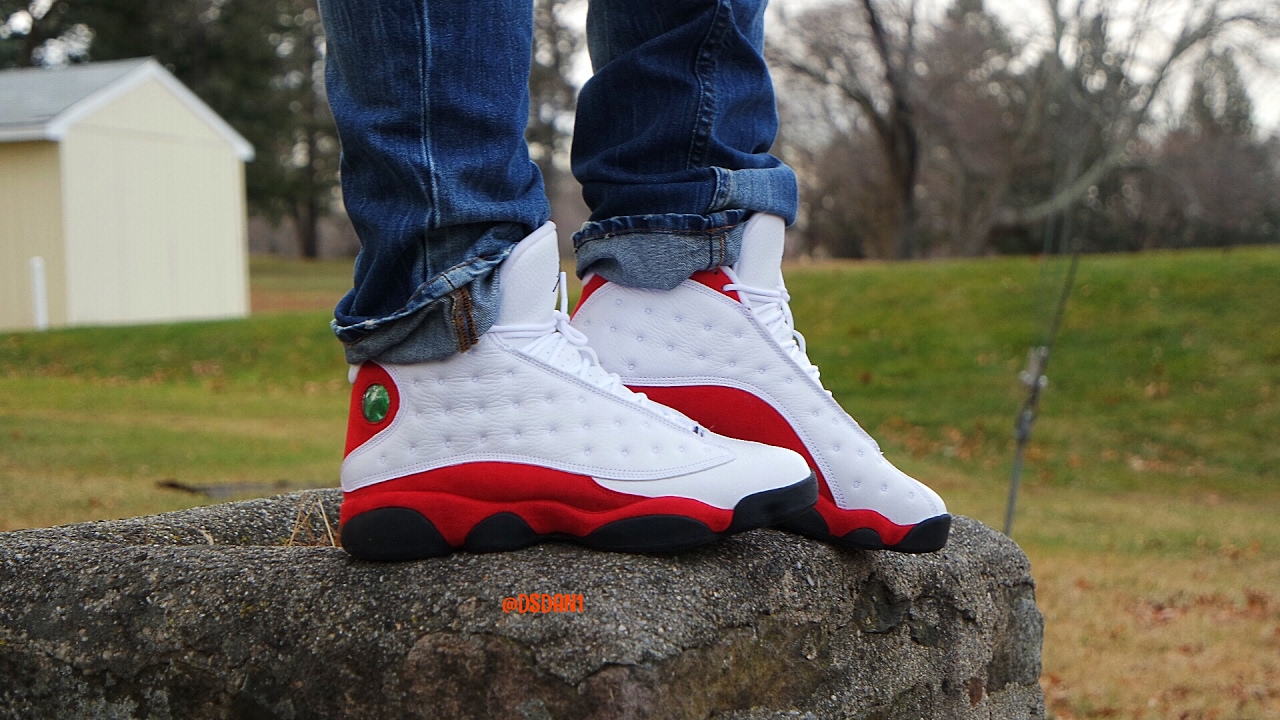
[722,268,826,390]
[490,272,700,433]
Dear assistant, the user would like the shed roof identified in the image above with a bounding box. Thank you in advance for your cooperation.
[0,58,253,161]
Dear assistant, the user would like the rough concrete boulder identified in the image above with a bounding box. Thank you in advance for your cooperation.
[0,490,1044,719]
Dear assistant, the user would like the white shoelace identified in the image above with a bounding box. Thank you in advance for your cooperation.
[723,268,826,390]
[490,273,701,433]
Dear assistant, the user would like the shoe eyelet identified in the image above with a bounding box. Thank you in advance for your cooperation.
[609,326,617,332]
[636,335,644,342]
[880,484,889,492]
[644,308,652,314]
[614,298,622,306]
[666,345,674,351]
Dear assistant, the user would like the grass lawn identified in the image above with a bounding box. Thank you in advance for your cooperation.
[2,247,1278,719]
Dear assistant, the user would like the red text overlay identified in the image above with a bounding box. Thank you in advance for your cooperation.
[502,593,584,613]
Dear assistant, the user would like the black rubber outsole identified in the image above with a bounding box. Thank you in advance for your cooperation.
[340,473,818,561]
[780,508,952,554]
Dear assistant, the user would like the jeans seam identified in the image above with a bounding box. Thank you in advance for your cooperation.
[575,224,733,246]
[709,166,732,213]
[450,285,479,352]
[417,0,439,233]
[687,0,730,173]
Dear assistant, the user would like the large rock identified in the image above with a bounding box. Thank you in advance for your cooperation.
[0,491,1043,719]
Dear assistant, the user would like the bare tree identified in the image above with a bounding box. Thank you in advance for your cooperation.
[771,0,923,258]
[991,0,1280,232]
[773,0,1280,257]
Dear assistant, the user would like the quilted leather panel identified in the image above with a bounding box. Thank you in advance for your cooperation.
[340,337,733,492]
[573,280,946,526]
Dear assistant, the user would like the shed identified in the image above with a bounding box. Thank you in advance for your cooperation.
[0,58,254,331]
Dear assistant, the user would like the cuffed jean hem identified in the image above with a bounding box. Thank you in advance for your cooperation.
[573,210,748,291]
[332,245,513,365]
[572,164,799,290]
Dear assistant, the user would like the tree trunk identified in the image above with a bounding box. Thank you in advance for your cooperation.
[295,196,319,259]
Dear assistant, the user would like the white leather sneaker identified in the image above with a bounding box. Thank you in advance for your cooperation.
[571,214,950,553]
[338,222,817,560]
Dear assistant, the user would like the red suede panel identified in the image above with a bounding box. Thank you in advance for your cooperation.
[573,274,607,318]
[688,268,742,301]
[340,462,733,545]
[344,363,401,457]
[634,383,913,545]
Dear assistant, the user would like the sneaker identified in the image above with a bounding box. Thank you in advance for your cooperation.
[338,222,818,560]
[570,214,950,553]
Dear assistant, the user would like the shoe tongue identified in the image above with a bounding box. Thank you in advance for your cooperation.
[732,213,786,290]
[495,222,560,327]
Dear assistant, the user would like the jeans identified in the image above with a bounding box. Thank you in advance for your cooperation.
[319,0,798,364]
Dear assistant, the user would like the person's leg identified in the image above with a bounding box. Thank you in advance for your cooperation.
[570,0,798,290]
[318,0,818,561]
[319,0,548,364]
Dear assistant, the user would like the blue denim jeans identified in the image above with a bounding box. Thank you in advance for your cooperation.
[319,0,798,364]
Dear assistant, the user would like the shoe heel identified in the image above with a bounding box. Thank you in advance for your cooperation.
[340,507,452,561]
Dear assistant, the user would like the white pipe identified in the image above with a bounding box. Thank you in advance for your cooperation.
[29,256,48,331]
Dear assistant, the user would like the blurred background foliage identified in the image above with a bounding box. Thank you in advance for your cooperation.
[3,0,1277,259]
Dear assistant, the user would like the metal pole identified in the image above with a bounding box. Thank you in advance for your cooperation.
[30,256,49,331]
[1004,249,1080,536]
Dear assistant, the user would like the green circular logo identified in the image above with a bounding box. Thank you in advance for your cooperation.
[362,384,390,423]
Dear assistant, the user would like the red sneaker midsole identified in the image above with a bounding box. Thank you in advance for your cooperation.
[340,462,733,546]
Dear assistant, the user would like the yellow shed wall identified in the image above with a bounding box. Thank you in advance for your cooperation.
[0,141,69,331]
[60,76,248,326]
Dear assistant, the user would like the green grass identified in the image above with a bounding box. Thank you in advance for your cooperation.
[2,246,1278,718]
